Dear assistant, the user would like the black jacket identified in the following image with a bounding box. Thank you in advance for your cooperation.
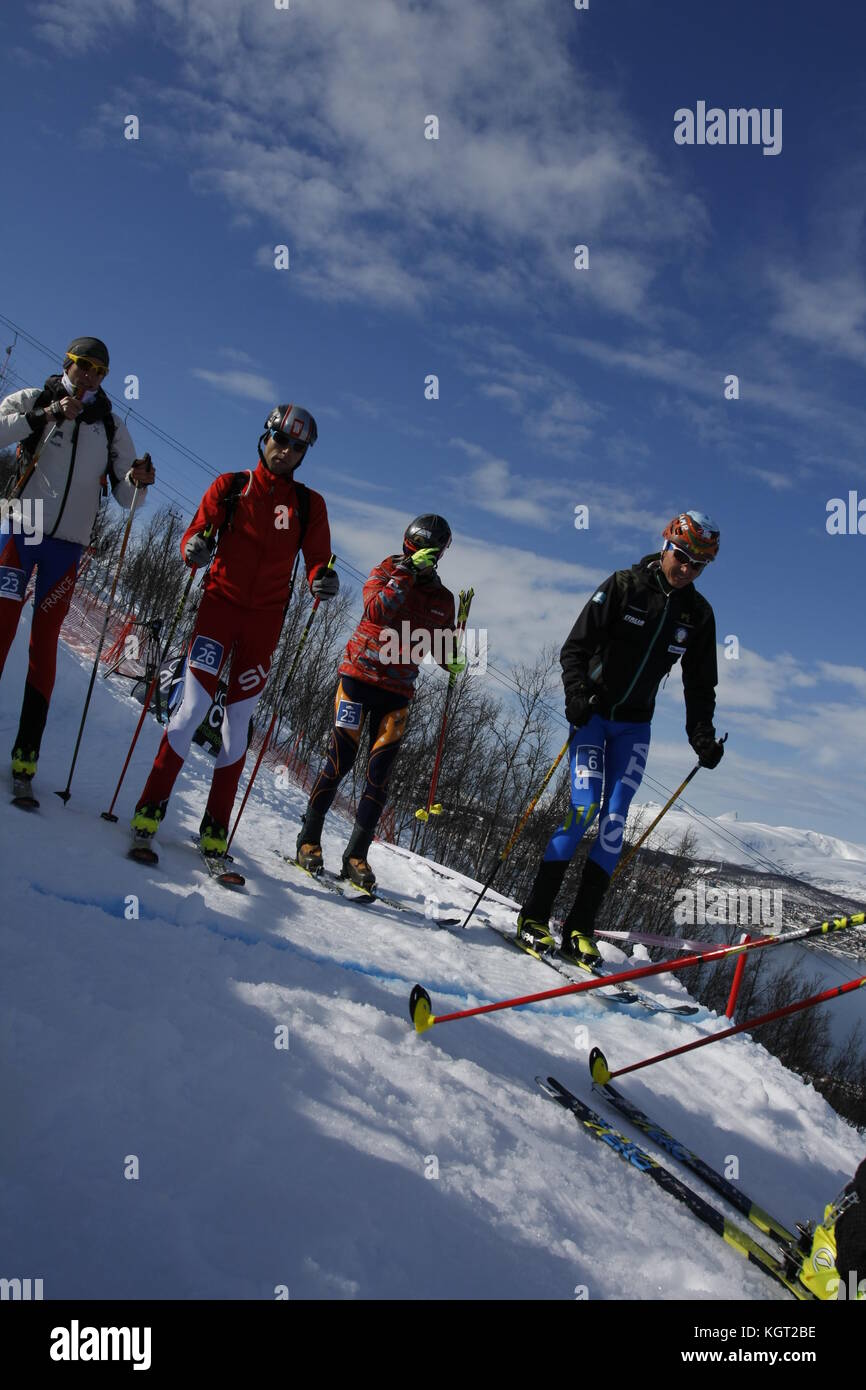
[560,555,718,732]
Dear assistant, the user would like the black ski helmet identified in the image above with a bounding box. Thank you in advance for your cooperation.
[259,403,318,467]
[403,514,452,556]
[65,336,110,371]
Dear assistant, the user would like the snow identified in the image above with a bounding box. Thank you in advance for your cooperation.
[1,608,864,1301]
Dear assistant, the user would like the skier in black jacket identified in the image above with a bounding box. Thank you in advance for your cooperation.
[518,511,725,963]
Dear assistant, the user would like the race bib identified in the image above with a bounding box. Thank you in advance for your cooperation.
[336,698,363,730]
[188,635,224,674]
[0,565,25,600]
[573,743,602,792]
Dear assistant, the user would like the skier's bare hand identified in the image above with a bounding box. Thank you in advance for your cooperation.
[57,396,84,419]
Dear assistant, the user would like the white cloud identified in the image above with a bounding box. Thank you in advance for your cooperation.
[88,0,708,320]
[817,662,866,695]
[192,368,277,401]
[33,0,137,53]
[768,266,866,364]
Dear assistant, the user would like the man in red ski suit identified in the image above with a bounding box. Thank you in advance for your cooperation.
[132,404,337,856]
[295,513,460,890]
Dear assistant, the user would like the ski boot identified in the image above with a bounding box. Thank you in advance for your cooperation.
[199,813,228,859]
[797,1215,841,1300]
[516,913,556,952]
[559,929,601,966]
[130,801,166,863]
[296,842,324,875]
[342,856,376,891]
[559,859,610,964]
[295,808,325,875]
[11,746,38,807]
[341,821,376,892]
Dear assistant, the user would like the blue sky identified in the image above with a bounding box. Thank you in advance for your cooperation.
[2,0,866,844]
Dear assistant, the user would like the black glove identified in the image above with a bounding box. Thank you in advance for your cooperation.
[565,685,596,729]
[311,568,339,600]
[184,531,215,569]
[690,723,724,769]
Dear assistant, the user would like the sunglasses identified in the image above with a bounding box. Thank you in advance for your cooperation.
[66,351,108,378]
[268,429,307,452]
[667,543,706,571]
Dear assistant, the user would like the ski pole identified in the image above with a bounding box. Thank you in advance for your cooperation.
[590,973,866,1084]
[409,909,865,1033]
[56,478,145,804]
[611,733,727,882]
[416,588,474,848]
[458,736,571,930]
[100,542,208,822]
[595,927,731,953]
[9,382,83,500]
[226,555,335,852]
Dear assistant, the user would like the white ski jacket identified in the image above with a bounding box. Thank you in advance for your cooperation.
[0,385,142,546]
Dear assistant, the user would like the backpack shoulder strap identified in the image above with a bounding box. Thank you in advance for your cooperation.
[101,411,119,491]
[294,480,311,550]
[219,470,250,536]
[16,385,57,469]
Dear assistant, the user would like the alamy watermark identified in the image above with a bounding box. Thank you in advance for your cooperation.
[675,884,783,931]
[1,1276,43,1299]
[378,623,487,673]
[50,1321,151,1371]
[0,497,43,545]
[674,103,782,156]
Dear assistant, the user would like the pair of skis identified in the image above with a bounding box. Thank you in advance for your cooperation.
[537,1061,813,1300]
[283,854,463,926]
[486,921,700,1020]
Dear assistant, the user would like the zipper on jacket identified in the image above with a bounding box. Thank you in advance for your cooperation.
[47,418,81,539]
[611,593,670,719]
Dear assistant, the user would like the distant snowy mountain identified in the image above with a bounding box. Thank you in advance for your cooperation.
[630,803,866,900]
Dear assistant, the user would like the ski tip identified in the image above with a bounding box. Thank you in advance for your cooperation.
[589,1046,612,1086]
[100,811,119,823]
[409,984,435,1034]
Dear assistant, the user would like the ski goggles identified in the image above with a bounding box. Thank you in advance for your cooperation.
[66,351,108,378]
[267,429,308,452]
[665,541,707,572]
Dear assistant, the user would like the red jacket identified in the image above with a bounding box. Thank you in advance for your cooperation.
[340,555,456,697]
[183,463,332,611]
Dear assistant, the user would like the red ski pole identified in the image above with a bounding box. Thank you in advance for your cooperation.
[409,910,865,1033]
[591,973,866,1084]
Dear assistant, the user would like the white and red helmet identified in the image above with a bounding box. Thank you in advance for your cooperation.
[264,403,318,448]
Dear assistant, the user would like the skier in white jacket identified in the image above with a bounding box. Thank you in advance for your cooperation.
[0,336,155,791]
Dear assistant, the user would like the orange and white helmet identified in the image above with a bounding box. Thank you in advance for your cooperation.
[662,510,720,563]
